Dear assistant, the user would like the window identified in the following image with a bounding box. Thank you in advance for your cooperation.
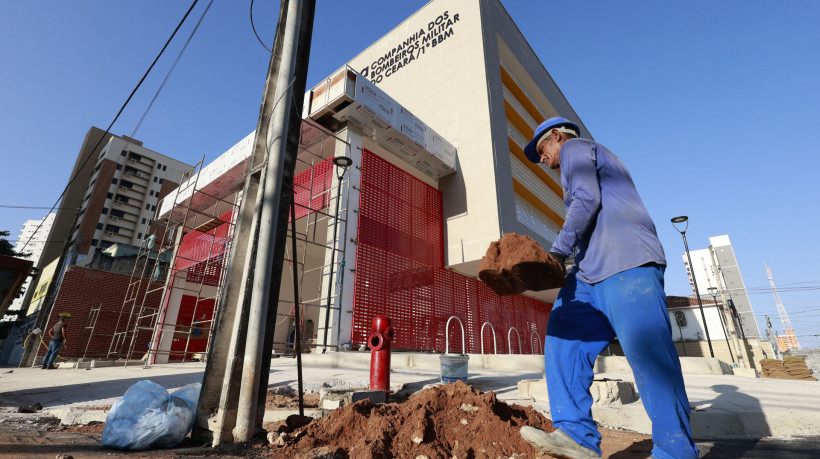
[162,165,166,171]
[119,180,134,189]
[157,163,162,169]
[91,239,98,246]
[112,178,118,184]
[100,241,113,249]
[137,232,142,240]
[141,218,147,224]
[121,150,127,157]
[101,207,108,214]
[151,205,156,211]
[128,152,142,161]
[110,209,125,218]
[124,166,138,174]
[116,164,122,171]
[115,195,129,203]
[96,223,103,230]
[146,204,151,210]
[159,178,163,184]
[107,192,113,199]
[149,190,154,197]
[104,224,120,233]
[153,177,158,183]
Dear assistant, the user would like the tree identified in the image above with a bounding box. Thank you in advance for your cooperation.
[0,230,31,258]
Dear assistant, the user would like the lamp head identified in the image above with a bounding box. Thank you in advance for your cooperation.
[708,287,718,296]
[670,215,689,234]
[333,156,353,168]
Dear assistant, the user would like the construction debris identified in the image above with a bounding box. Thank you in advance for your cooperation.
[478,233,566,296]
[760,357,817,381]
[273,381,552,458]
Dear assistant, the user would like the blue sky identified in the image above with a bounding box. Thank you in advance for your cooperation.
[2,1,819,347]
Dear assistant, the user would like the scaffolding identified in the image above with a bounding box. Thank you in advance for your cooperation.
[86,156,241,365]
[272,120,352,354]
[80,120,351,364]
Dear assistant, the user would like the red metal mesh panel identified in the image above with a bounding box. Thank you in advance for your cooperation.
[175,210,234,272]
[185,254,226,286]
[352,149,551,354]
[292,158,334,222]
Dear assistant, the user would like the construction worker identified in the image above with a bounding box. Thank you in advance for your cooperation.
[41,312,70,369]
[518,117,698,459]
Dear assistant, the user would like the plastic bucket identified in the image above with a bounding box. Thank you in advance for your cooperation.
[439,353,469,383]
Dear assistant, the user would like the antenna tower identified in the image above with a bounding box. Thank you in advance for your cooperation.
[765,262,800,350]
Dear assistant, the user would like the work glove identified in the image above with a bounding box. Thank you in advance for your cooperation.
[549,252,568,275]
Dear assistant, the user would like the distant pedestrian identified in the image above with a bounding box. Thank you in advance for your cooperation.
[41,312,70,369]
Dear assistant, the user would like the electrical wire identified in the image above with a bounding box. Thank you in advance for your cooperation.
[250,0,273,53]
[0,205,72,210]
[17,0,200,254]
[131,0,215,137]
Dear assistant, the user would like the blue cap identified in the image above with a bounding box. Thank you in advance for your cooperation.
[523,116,580,163]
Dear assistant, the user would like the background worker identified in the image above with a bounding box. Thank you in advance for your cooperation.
[518,117,699,459]
[41,312,70,369]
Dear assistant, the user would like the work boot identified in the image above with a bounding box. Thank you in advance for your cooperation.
[520,426,601,459]
[41,365,47,369]
[47,365,57,369]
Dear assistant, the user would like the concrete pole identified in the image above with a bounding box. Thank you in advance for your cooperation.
[194,0,315,445]
[711,246,749,368]
[232,0,303,442]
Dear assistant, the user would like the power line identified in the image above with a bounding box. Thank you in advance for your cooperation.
[131,0,214,137]
[250,0,273,53]
[0,205,71,210]
[17,0,200,254]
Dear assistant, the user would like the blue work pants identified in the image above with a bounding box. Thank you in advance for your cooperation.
[544,264,698,459]
[42,339,64,367]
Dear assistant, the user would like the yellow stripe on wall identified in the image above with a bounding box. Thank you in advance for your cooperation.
[512,178,565,228]
[500,66,543,123]
[508,138,562,196]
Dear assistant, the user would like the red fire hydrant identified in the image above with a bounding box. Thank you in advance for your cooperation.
[369,315,394,394]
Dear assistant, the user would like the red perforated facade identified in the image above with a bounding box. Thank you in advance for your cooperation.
[352,150,551,354]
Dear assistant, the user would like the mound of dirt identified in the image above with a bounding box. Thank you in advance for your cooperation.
[274,381,553,458]
[478,233,566,296]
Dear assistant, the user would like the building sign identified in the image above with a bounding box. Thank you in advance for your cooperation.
[360,10,461,84]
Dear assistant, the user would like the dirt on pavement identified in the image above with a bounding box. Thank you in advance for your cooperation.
[273,381,651,458]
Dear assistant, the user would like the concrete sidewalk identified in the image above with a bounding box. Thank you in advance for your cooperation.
[1,354,818,441]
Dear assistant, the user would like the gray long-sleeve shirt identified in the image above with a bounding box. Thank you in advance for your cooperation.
[551,138,666,284]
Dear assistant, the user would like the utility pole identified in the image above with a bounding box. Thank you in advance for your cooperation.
[709,247,746,368]
[765,315,781,359]
[193,0,315,445]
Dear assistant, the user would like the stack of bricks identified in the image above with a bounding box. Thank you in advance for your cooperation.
[760,357,817,381]
[783,355,817,381]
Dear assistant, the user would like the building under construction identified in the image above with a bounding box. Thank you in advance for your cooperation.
[29,0,605,366]
[62,0,589,364]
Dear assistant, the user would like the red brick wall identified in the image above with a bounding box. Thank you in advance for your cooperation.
[37,266,164,361]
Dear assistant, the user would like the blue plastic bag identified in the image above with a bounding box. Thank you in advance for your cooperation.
[102,380,201,450]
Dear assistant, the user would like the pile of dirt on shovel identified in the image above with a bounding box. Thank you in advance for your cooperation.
[478,233,566,296]
[273,381,553,458]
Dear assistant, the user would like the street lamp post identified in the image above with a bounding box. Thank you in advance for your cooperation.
[671,216,715,358]
[321,155,352,353]
[708,286,735,364]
